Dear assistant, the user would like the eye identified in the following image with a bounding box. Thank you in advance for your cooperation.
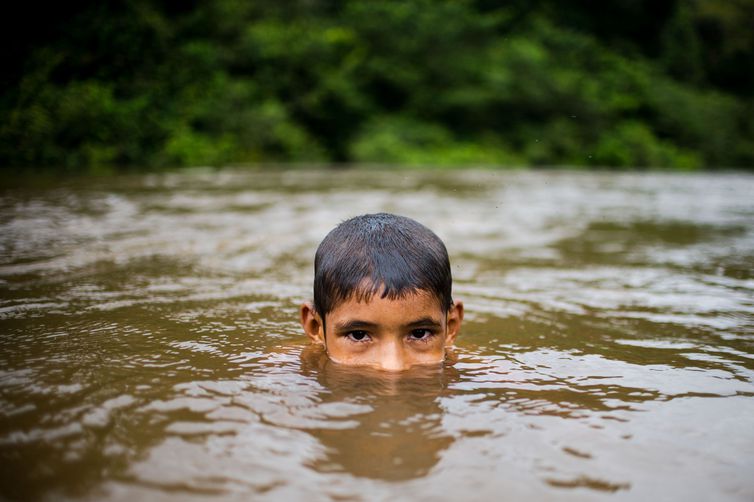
[408,329,436,342]
[346,330,371,343]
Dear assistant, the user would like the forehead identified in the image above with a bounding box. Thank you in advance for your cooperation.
[327,289,444,322]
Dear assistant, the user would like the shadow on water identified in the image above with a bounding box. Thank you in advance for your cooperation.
[553,220,754,280]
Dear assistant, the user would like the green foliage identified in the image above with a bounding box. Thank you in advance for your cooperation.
[1,0,753,171]
[350,116,520,166]
[661,3,704,84]
[591,121,701,169]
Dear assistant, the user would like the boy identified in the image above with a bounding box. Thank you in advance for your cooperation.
[300,213,463,371]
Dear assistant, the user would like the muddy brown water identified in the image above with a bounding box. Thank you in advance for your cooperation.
[1,169,753,501]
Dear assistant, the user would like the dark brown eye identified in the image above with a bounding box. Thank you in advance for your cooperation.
[409,329,433,341]
[346,331,370,342]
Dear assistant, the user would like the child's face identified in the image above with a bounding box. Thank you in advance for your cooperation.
[301,289,463,371]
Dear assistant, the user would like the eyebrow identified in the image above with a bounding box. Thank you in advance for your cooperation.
[404,317,443,329]
[334,320,379,332]
[334,317,442,332]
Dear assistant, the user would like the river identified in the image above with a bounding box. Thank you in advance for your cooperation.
[1,169,753,501]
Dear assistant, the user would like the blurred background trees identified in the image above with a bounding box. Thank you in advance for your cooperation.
[2,0,753,171]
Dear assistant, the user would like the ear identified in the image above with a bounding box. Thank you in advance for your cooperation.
[300,302,325,345]
[444,300,464,347]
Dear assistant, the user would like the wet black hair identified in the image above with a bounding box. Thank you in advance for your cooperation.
[313,213,453,323]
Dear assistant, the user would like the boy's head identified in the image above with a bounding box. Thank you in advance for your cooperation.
[300,213,463,371]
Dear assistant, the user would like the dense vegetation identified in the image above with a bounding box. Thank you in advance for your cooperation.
[2,0,753,171]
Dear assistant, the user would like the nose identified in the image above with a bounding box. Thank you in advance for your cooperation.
[376,339,409,371]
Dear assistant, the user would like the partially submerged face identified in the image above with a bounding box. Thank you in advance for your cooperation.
[301,288,463,371]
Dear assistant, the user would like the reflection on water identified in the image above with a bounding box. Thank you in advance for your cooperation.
[0,169,753,500]
[300,345,457,481]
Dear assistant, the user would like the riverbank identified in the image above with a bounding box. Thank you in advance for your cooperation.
[2,1,753,172]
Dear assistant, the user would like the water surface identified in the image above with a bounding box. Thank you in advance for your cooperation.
[1,169,753,500]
